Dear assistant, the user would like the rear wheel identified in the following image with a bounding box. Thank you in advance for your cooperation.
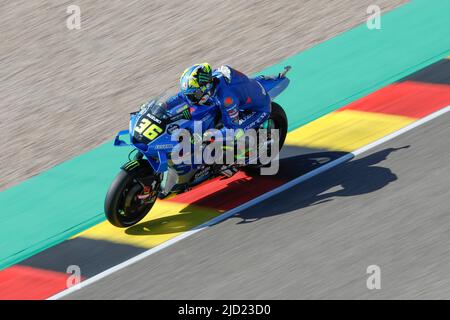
[267,101,288,149]
[104,169,159,228]
[243,102,288,174]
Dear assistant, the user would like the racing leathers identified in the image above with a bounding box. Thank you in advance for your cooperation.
[160,65,271,196]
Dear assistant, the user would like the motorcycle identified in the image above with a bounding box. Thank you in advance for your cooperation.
[104,66,291,227]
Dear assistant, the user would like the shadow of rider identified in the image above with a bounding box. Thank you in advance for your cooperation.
[236,146,410,223]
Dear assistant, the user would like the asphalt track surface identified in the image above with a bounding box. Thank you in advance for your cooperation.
[66,110,450,299]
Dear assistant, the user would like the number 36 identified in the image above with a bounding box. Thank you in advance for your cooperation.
[134,118,163,140]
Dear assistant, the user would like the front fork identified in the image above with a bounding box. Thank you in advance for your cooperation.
[122,151,163,200]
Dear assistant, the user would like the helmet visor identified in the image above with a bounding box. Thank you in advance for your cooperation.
[185,89,204,104]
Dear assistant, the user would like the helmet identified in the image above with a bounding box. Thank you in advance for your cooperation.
[179,63,213,104]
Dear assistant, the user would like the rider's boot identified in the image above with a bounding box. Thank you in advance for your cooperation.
[219,165,239,178]
[158,167,178,199]
[158,165,196,199]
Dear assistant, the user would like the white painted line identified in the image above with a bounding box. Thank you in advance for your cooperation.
[48,104,450,300]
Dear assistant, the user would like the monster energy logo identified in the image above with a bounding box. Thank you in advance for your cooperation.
[183,108,191,120]
[198,73,211,83]
[123,160,140,171]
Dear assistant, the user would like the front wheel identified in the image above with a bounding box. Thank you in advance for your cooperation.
[104,168,159,228]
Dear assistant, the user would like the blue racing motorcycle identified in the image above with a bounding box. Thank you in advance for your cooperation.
[104,66,291,227]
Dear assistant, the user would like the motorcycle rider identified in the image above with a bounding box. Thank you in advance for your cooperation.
[159,63,271,198]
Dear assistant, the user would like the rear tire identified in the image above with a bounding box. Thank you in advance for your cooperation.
[104,169,159,228]
[243,102,288,174]
[270,102,288,148]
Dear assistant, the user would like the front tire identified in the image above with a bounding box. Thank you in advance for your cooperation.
[104,169,159,228]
